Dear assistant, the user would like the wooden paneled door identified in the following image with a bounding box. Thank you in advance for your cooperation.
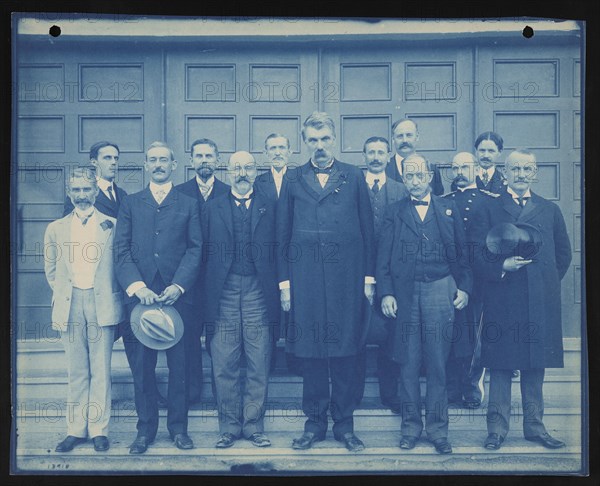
[165,43,320,182]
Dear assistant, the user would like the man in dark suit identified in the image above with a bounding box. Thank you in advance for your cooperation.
[254,133,292,201]
[471,149,572,451]
[444,152,498,409]
[386,119,445,195]
[63,141,127,218]
[114,141,203,454]
[377,154,473,455]
[451,131,507,194]
[359,136,408,414]
[176,138,230,404]
[202,151,279,449]
[277,112,375,452]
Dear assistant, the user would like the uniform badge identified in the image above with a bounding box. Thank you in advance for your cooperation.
[446,209,452,216]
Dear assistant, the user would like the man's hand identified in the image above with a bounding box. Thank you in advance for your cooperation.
[155,285,182,306]
[503,256,532,272]
[364,283,375,306]
[453,289,469,310]
[135,287,160,306]
[381,295,397,319]
[280,288,291,312]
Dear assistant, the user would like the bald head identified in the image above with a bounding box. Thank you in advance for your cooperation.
[228,151,257,195]
[451,152,477,188]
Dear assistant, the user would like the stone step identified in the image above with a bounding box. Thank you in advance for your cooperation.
[13,426,583,474]
[15,338,583,376]
[15,367,584,404]
[13,397,582,433]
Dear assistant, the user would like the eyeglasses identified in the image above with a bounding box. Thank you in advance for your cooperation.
[403,172,432,182]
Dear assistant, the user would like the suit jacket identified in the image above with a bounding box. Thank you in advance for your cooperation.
[176,176,230,208]
[376,195,473,363]
[386,153,445,195]
[44,211,124,332]
[113,186,203,306]
[201,191,280,338]
[63,183,127,218]
[471,191,572,369]
[450,169,508,194]
[254,168,290,201]
[276,159,375,358]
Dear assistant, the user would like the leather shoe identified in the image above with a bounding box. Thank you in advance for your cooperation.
[337,432,365,452]
[247,432,271,447]
[173,433,194,450]
[55,435,87,452]
[292,431,324,450]
[92,436,109,452]
[511,370,520,379]
[157,393,168,409]
[399,436,418,450]
[216,432,238,449]
[432,437,452,454]
[129,436,153,454]
[484,433,504,450]
[463,396,482,409]
[525,432,565,449]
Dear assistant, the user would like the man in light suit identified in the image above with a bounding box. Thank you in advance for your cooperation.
[277,112,375,452]
[63,141,127,218]
[114,141,203,454]
[176,138,230,404]
[386,119,445,195]
[202,151,279,448]
[377,154,473,454]
[45,168,123,453]
[359,136,408,414]
[471,149,572,451]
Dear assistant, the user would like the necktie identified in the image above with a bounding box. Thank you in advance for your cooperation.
[107,185,116,203]
[313,166,333,175]
[372,179,380,194]
[234,195,251,213]
[198,181,212,201]
[77,211,93,226]
[481,171,489,185]
[517,196,530,208]
[154,189,166,204]
[412,199,428,206]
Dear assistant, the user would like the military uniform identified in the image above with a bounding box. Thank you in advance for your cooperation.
[443,185,498,407]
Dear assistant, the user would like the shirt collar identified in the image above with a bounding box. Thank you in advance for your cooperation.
[411,192,431,204]
[96,177,112,192]
[365,171,386,186]
[74,207,95,221]
[507,186,531,199]
[231,187,254,200]
[457,182,478,192]
[480,166,496,178]
[271,165,287,178]
[149,181,173,194]
[196,174,215,188]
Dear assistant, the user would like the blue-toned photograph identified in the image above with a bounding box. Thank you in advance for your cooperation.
[10,14,586,475]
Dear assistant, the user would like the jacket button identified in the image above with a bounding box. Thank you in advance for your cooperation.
[66,297,69,301]
[154,253,159,257]
[157,208,161,212]
[155,231,160,235]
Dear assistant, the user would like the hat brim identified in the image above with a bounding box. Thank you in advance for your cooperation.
[130,302,185,350]
[486,222,543,258]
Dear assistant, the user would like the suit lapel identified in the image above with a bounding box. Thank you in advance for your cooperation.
[299,162,323,200]
[140,186,159,208]
[319,161,346,202]
[218,194,234,236]
[501,192,521,221]
[251,192,266,236]
[518,192,543,223]
[397,198,419,237]
[431,197,453,246]
[58,215,74,277]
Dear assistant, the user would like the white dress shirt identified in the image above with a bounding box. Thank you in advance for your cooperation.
[311,159,335,188]
[411,192,431,221]
[71,209,98,289]
[479,166,496,184]
[97,177,116,202]
[231,188,254,209]
[394,153,404,177]
[271,166,287,197]
[507,186,532,206]
[196,175,215,201]
[365,171,387,191]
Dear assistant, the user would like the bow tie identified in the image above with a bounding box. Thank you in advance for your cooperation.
[411,199,429,206]
[313,165,333,175]
[233,195,252,205]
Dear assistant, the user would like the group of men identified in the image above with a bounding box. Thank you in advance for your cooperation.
[44,112,572,456]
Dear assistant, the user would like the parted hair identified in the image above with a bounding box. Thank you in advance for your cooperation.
[302,111,336,140]
[66,167,98,191]
[89,141,120,161]
[474,131,504,152]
